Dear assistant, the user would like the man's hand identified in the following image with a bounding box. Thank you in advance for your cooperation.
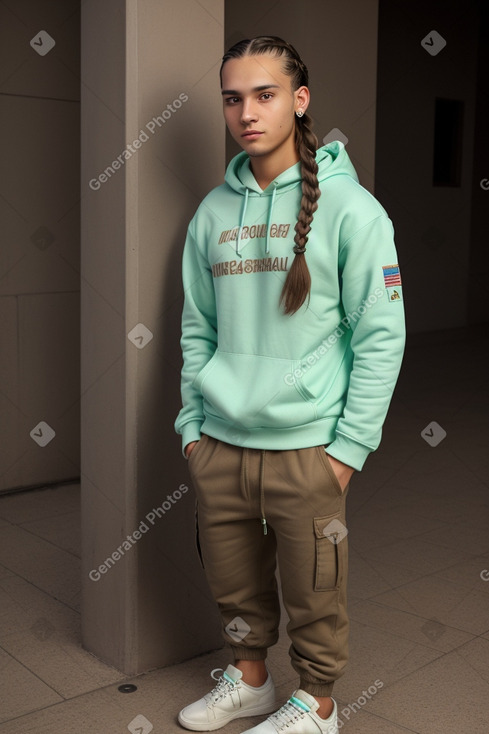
[325,452,355,492]
[185,441,199,459]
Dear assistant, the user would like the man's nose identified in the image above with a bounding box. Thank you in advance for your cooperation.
[240,99,258,124]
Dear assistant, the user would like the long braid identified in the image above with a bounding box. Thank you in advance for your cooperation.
[280,110,320,314]
[220,36,321,315]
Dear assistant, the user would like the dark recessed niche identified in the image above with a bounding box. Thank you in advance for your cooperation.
[433,98,464,187]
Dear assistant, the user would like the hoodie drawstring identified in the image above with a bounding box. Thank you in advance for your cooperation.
[240,447,268,535]
[235,188,249,258]
[259,450,267,535]
[265,183,278,255]
[235,182,278,258]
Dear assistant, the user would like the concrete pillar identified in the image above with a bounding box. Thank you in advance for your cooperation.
[81,0,224,673]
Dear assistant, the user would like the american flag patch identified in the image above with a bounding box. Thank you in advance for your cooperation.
[382,264,402,287]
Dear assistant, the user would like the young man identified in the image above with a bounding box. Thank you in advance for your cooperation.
[174,36,405,734]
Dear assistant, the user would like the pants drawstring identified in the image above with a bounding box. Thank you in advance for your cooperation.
[259,450,267,535]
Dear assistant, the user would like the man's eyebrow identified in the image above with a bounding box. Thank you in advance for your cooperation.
[221,84,281,95]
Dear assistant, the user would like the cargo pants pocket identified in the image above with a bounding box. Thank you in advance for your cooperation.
[313,513,348,591]
[187,435,211,571]
[187,433,208,471]
[194,500,205,570]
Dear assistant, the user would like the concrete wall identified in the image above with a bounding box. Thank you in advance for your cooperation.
[80,0,224,673]
[375,0,485,332]
[0,1,81,492]
[468,0,489,324]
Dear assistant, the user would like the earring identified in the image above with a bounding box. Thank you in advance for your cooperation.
[296,109,304,118]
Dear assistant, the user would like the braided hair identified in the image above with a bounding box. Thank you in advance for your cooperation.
[220,36,321,315]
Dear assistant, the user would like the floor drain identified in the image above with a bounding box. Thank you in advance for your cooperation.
[118,684,137,693]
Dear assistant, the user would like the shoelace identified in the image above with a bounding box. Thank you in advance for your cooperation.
[267,698,308,731]
[204,668,240,707]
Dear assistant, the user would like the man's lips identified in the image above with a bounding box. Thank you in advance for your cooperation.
[241,131,263,137]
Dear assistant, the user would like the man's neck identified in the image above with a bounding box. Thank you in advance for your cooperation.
[249,144,300,190]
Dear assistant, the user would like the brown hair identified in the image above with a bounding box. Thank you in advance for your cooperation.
[220,36,321,315]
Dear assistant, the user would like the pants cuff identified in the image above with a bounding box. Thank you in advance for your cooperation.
[300,679,335,697]
[230,645,268,661]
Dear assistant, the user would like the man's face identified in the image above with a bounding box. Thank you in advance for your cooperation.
[221,54,298,160]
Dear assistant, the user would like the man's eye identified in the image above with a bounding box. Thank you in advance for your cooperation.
[225,97,240,105]
[261,93,273,100]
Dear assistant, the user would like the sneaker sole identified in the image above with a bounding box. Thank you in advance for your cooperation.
[177,700,279,731]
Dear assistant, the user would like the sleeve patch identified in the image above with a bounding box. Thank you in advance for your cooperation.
[382,264,403,302]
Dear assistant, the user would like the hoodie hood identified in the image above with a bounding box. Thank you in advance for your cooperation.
[224,140,359,256]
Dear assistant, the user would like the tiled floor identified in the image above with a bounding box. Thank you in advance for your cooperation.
[0,325,488,733]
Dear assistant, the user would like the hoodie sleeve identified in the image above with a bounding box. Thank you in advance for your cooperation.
[326,213,406,471]
[174,220,217,456]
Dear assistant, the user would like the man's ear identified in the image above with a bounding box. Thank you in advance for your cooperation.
[295,85,310,112]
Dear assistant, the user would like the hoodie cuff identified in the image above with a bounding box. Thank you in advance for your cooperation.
[325,433,372,472]
[181,421,203,459]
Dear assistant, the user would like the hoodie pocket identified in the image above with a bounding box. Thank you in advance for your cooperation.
[192,350,318,429]
[293,343,350,409]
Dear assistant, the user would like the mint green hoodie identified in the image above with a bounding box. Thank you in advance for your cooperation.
[174,140,406,471]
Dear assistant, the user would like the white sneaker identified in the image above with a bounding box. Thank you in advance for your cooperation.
[240,689,339,734]
[178,664,277,731]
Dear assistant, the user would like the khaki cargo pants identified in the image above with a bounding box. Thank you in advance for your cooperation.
[188,433,350,697]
